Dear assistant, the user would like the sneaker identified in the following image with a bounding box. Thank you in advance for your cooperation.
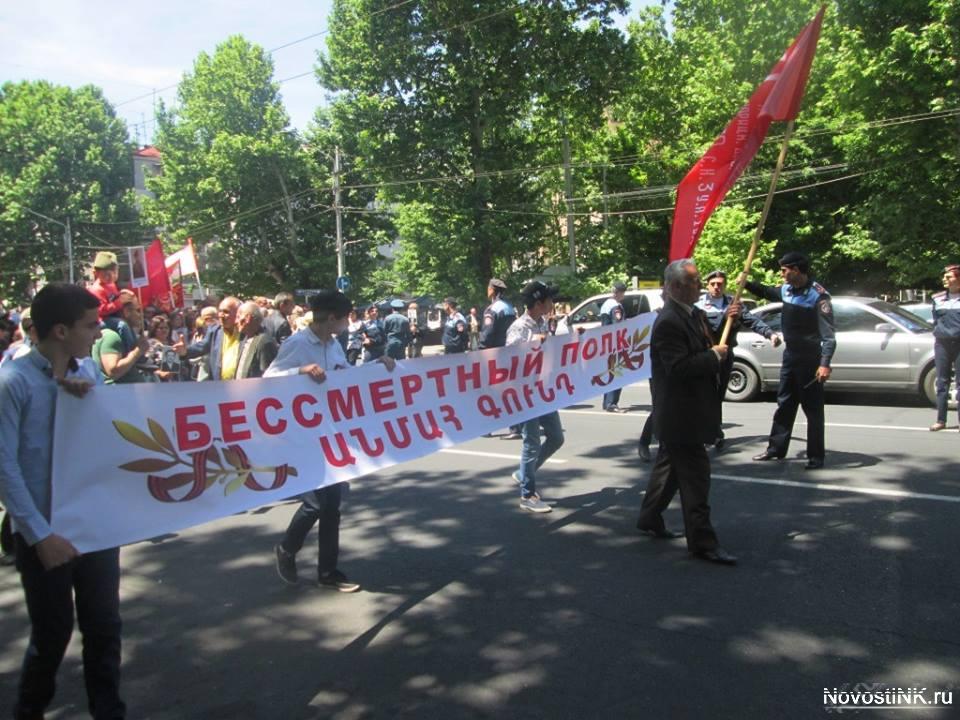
[275,545,298,585]
[512,470,522,486]
[605,405,627,414]
[318,569,361,593]
[501,432,523,440]
[520,496,551,513]
[930,421,946,431]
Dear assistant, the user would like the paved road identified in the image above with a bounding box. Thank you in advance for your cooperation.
[2,385,958,719]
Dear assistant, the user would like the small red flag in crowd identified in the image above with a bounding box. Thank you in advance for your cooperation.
[669,6,825,261]
[135,238,175,311]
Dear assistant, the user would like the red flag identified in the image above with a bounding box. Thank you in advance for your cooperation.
[135,238,174,312]
[669,6,825,261]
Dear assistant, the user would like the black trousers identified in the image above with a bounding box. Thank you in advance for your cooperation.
[716,355,734,440]
[768,355,825,460]
[1,511,12,555]
[279,483,342,577]
[13,535,125,720]
[637,443,719,553]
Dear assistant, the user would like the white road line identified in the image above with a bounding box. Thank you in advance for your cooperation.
[559,409,936,433]
[439,448,567,464]
[712,473,960,503]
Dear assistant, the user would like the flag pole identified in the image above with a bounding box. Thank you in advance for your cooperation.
[719,119,796,346]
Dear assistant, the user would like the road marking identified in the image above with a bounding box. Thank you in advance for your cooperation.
[712,473,960,503]
[560,409,937,433]
[439,448,567,464]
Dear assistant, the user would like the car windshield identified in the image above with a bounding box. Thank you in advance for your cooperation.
[867,300,932,333]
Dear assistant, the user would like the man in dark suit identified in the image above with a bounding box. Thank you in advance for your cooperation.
[635,259,737,565]
[235,301,278,379]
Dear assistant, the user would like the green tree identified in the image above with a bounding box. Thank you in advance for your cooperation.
[0,81,140,298]
[319,0,629,302]
[145,36,354,296]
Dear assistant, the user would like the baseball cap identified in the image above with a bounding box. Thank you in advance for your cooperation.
[521,281,559,304]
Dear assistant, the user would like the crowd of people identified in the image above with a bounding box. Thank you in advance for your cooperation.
[3,249,960,718]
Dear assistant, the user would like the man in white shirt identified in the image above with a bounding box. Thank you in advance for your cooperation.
[266,290,394,592]
[506,281,564,514]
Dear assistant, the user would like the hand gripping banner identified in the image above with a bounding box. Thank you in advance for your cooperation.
[51,315,653,552]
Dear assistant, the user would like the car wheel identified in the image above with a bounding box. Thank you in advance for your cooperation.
[726,360,760,402]
[921,364,937,407]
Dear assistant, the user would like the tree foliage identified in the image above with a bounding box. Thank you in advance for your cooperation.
[144,36,356,296]
[0,81,140,299]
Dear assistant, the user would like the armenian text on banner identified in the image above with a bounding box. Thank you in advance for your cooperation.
[52,315,654,553]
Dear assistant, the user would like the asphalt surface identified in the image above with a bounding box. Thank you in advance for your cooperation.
[2,384,958,719]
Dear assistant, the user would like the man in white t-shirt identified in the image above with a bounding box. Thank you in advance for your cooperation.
[266,290,395,592]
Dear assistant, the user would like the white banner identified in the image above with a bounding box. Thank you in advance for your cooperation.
[52,315,654,552]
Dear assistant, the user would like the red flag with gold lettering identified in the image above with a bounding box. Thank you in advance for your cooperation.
[669,6,825,261]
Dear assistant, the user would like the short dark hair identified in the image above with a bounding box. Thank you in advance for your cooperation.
[31,284,101,340]
[308,290,352,319]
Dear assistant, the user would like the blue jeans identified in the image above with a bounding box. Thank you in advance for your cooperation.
[934,338,960,423]
[517,411,564,498]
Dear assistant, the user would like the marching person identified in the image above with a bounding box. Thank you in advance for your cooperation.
[600,281,629,413]
[235,301,278,380]
[0,283,128,718]
[930,264,960,431]
[746,251,836,469]
[180,296,243,382]
[267,291,395,592]
[696,270,780,448]
[441,297,469,354]
[635,260,736,565]
[506,281,564,513]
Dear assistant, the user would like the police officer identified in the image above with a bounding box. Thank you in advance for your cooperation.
[361,304,386,363]
[929,264,960,431]
[479,278,517,350]
[746,251,836,469]
[600,282,629,413]
[383,299,413,360]
[441,297,469,354]
[479,278,520,439]
[696,270,780,448]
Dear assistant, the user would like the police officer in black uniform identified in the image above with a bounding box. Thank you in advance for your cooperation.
[746,252,836,469]
[929,264,960,431]
[441,297,469,354]
[479,278,520,439]
[696,270,780,449]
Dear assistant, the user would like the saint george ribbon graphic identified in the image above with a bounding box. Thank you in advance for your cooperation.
[146,445,291,503]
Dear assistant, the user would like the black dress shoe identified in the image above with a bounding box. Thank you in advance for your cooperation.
[693,548,738,565]
[637,525,683,540]
[752,450,783,461]
[804,459,824,470]
[714,437,725,450]
[637,444,652,462]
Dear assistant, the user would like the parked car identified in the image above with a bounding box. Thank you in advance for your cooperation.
[556,288,757,336]
[555,289,662,335]
[899,302,933,323]
[728,296,938,405]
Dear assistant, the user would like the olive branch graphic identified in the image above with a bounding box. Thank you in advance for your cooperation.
[591,326,651,387]
[113,418,297,502]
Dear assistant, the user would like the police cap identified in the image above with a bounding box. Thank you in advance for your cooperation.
[705,269,727,282]
[778,251,810,273]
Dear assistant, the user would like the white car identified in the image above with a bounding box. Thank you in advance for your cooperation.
[555,289,662,335]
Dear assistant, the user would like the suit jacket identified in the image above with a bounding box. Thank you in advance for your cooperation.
[237,332,278,379]
[186,325,232,381]
[650,299,722,445]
